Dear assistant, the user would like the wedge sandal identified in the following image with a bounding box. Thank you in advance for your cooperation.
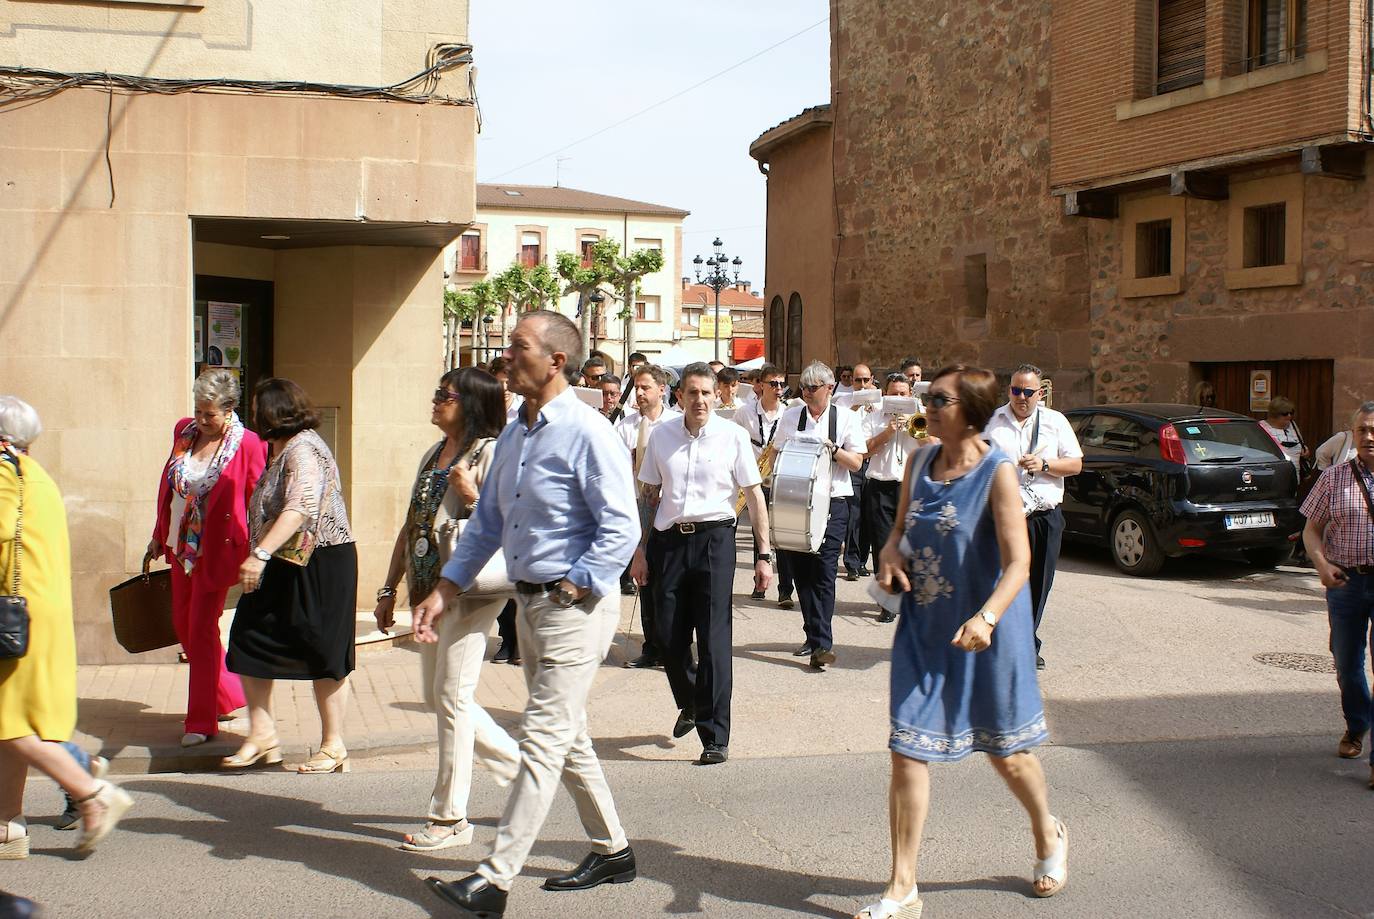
[854,885,922,918]
[0,816,29,860]
[1033,816,1069,898]
[401,820,474,852]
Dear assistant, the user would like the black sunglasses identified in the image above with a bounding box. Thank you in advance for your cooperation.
[433,389,460,403]
[927,393,960,410]
[764,380,787,388]
[1010,386,1040,398]
[802,384,826,392]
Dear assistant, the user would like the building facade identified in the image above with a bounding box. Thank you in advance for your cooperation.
[677,280,766,365]
[751,0,1372,437]
[1,2,478,661]
[448,184,687,371]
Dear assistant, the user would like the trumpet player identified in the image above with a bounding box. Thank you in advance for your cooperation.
[984,363,1082,670]
[843,364,880,581]
[862,373,924,622]
[775,361,867,671]
[733,364,794,605]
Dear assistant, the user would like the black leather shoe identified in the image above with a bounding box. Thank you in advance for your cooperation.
[542,847,637,891]
[621,582,637,596]
[492,643,513,664]
[0,892,43,919]
[749,589,765,600]
[857,565,872,577]
[810,647,836,670]
[624,654,661,669]
[844,568,860,581]
[426,874,507,917]
[697,743,728,765]
[1036,656,1046,671]
[777,594,794,609]
[877,609,896,623]
[672,707,696,739]
[791,643,816,657]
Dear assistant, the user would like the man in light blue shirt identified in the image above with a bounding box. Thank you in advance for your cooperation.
[415,310,640,918]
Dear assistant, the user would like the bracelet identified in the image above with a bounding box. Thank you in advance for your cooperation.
[376,586,397,601]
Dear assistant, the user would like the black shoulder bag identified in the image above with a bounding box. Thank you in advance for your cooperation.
[0,451,29,659]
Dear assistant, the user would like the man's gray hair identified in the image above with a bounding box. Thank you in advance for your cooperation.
[0,396,42,450]
[799,361,835,388]
[680,362,718,388]
[1352,400,1374,426]
[521,309,584,371]
[192,368,240,411]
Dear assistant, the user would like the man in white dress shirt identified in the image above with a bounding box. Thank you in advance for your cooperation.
[984,363,1082,670]
[613,365,682,668]
[632,363,773,765]
[842,362,879,580]
[862,372,921,622]
[773,361,866,670]
[733,363,794,605]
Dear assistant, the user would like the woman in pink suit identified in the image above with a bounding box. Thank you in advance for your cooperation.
[145,370,267,747]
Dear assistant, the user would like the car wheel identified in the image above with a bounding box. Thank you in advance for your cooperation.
[1242,546,1291,568]
[1110,509,1165,576]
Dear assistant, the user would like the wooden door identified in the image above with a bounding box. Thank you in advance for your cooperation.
[1198,359,1334,447]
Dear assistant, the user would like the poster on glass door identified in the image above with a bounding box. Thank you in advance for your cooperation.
[207,302,243,368]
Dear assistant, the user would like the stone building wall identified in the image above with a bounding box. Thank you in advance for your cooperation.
[829,0,1093,405]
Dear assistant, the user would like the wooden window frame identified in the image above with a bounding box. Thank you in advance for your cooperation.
[1243,0,1306,72]
[1225,174,1302,289]
[515,225,547,269]
[786,293,804,375]
[457,227,485,273]
[635,295,661,323]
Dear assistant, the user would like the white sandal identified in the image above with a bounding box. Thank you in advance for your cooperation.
[855,885,922,918]
[1033,816,1068,898]
[400,820,474,852]
[75,782,134,853]
[0,816,29,860]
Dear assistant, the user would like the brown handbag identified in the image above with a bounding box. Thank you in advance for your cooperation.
[109,568,179,653]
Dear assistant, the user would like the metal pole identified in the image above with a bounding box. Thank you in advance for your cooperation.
[713,283,720,363]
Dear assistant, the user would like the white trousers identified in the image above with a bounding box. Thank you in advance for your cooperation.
[418,596,520,823]
[477,590,628,889]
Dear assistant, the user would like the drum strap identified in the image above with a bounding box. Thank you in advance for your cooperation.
[796,405,838,445]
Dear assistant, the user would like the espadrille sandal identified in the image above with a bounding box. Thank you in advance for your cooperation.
[1033,816,1069,898]
[75,782,134,853]
[855,885,922,918]
[0,816,29,860]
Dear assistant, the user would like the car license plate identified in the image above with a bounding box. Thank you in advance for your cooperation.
[1225,512,1274,530]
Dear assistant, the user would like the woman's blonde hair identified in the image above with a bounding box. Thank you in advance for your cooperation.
[1268,396,1295,417]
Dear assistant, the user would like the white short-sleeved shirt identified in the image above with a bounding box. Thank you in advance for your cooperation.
[638,413,761,529]
[732,402,786,459]
[984,404,1083,510]
[613,406,682,456]
[773,402,867,498]
[1259,419,1304,468]
[862,409,919,482]
[504,394,524,427]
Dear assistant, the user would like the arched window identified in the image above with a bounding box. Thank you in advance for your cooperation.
[768,295,785,367]
[786,292,803,374]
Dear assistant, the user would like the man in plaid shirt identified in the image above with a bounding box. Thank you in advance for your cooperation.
[1301,400,1374,790]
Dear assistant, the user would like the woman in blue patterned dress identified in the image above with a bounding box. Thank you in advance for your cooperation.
[855,365,1067,919]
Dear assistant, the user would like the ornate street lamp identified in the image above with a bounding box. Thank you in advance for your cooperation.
[692,237,742,364]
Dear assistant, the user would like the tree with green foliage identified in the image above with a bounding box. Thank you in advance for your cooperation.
[555,238,620,357]
[443,280,501,368]
[605,245,665,356]
[492,261,560,313]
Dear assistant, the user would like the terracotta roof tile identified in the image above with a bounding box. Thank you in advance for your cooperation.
[477,183,690,218]
[681,283,766,309]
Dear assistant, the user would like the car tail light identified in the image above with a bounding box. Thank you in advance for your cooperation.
[1178,538,1206,547]
[1158,423,1187,464]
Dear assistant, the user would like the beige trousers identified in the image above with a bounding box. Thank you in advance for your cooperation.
[476,590,627,889]
[418,596,520,823]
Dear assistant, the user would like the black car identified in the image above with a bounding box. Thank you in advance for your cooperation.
[1060,404,1301,576]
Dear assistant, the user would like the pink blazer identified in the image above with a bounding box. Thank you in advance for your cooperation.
[153,419,268,591]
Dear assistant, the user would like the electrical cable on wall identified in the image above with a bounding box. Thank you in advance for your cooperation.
[0,42,476,113]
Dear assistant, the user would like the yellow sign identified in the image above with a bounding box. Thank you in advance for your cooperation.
[699,310,732,339]
[1249,370,1272,413]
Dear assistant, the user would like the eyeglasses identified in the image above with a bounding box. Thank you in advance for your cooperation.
[764,380,787,388]
[1010,386,1040,398]
[852,376,872,384]
[433,389,460,403]
[802,384,826,393]
[927,393,960,410]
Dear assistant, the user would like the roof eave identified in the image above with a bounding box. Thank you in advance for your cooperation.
[749,105,833,164]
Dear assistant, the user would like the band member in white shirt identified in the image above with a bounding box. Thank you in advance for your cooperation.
[862,373,921,622]
[774,361,867,670]
[632,363,773,765]
[984,363,1082,670]
[899,357,923,386]
[733,363,795,605]
[843,363,880,580]
[613,365,682,668]
[833,365,855,396]
[715,367,741,411]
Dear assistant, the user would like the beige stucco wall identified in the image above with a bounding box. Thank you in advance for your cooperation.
[1,86,472,661]
[1,0,471,92]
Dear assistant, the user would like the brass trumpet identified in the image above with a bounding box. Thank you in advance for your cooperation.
[906,412,930,440]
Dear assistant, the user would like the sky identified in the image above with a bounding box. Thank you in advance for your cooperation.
[469,0,831,291]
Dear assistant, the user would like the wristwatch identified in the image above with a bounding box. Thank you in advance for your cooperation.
[1040,459,1050,473]
[251,547,272,563]
[554,585,580,607]
[757,552,773,563]
[978,609,997,629]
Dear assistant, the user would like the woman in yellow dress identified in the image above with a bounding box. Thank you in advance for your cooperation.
[0,396,133,857]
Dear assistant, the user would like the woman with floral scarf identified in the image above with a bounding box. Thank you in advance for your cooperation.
[146,370,267,747]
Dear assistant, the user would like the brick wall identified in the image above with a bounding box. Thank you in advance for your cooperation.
[1052,0,1357,189]
[830,0,1093,403]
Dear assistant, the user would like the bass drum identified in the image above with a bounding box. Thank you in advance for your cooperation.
[768,438,834,554]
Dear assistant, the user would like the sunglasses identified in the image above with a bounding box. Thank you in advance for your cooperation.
[433,389,460,403]
[764,380,787,388]
[927,393,960,410]
[852,376,872,384]
[1010,386,1040,398]
[802,384,826,393]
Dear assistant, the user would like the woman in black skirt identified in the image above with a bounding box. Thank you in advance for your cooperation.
[224,378,358,774]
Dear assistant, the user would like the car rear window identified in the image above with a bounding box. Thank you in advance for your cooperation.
[1174,420,1284,463]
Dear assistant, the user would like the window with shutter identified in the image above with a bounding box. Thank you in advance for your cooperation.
[1156,0,1206,95]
